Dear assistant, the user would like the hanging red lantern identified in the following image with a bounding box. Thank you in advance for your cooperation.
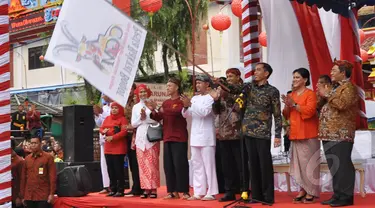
[359,29,365,44]
[361,49,368,62]
[139,0,162,27]
[139,0,162,13]
[202,24,209,31]
[39,55,44,61]
[231,0,242,18]
[259,31,267,47]
[211,13,231,32]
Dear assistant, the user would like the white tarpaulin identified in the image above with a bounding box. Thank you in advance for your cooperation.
[45,0,147,106]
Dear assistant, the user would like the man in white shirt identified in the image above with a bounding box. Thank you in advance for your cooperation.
[94,94,112,194]
[181,75,220,201]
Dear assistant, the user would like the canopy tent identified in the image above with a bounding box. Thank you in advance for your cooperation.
[292,0,375,17]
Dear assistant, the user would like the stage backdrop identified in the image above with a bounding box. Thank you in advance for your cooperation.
[45,0,147,106]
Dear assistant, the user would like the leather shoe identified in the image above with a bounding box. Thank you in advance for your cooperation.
[113,192,125,197]
[219,193,236,202]
[321,197,336,205]
[329,199,354,207]
[106,192,116,197]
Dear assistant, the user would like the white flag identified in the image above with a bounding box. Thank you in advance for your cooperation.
[45,0,147,106]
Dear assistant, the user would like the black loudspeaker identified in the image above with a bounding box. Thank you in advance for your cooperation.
[63,105,95,162]
[56,165,92,197]
[56,162,103,193]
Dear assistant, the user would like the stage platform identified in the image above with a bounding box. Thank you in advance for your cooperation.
[54,187,375,208]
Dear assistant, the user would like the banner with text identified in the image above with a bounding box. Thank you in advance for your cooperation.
[45,0,147,106]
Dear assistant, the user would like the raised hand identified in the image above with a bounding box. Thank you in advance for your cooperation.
[145,100,157,111]
[209,89,220,101]
[140,108,146,120]
[180,94,191,108]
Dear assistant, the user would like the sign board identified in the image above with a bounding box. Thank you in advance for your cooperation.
[137,83,169,106]
[45,0,147,106]
[10,5,61,32]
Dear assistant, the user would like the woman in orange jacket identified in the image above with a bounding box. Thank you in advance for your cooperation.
[100,102,128,197]
[282,68,320,204]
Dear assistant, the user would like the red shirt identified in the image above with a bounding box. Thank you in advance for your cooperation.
[12,154,24,202]
[151,98,188,142]
[27,111,42,129]
[100,116,128,155]
[20,151,56,201]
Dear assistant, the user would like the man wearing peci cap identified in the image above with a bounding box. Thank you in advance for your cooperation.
[213,68,249,202]
[181,75,220,201]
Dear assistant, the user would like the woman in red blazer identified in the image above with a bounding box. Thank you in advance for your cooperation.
[100,102,128,197]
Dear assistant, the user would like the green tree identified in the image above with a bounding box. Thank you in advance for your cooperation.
[132,0,208,81]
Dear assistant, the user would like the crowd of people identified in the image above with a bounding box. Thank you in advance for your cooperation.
[10,59,359,208]
[93,59,358,207]
[11,103,42,138]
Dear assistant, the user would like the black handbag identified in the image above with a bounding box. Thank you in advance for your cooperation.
[146,123,163,142]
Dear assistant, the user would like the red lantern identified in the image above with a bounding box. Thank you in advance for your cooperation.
[211,13,231,32]
[139,0,162,14]
[259,31,267,47]
[359,29,365,44]
[39,55,44,61]
[361,49,368,62]
[231,0,242,18]
[139,0,162,27]
[202,24,209,31]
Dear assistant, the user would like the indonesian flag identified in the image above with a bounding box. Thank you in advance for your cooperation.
[246,0,368,129]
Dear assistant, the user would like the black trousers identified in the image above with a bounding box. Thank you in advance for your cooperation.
[105,154,125,193]
[24,201,50,208]
[283,134,291,152]
[127,134,142,193]
[245,136,274,203]
[323,141,355,201]
[219,139,249,194]
[164,142,189,193]
[216,141,225,193]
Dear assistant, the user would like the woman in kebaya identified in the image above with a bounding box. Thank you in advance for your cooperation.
[148,78,190,199]
[100,102,128,197]
[131,84,160,198]
[282,68,320,203]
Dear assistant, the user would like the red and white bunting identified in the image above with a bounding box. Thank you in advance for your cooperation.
[242,0,260,82]
[0,0,11,206]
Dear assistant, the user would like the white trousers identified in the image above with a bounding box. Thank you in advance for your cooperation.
[191,146,218,196]
[100,143,110,188]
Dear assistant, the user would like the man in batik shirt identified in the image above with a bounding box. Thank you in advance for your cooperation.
[229,62,282,205]
[213,68,249,202]
[318,60,358,207]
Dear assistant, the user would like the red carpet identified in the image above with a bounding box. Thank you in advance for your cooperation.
[54,187,375,208]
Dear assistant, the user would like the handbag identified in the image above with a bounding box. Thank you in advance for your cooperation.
[147,123,163,142]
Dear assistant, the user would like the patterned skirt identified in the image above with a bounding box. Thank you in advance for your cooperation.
[136,143,160,190]
[290,139,321,197]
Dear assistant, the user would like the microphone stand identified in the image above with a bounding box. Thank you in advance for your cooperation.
[222,87,272,208]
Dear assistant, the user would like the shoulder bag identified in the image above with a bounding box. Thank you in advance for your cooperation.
[147,123,163,142]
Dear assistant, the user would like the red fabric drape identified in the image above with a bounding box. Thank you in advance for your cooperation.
[291,2,333,91]
[339,13,368,129]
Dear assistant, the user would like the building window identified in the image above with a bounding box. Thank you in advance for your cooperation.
[28,46,54,70]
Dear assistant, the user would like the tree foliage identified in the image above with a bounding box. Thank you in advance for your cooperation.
[132,0,208,82]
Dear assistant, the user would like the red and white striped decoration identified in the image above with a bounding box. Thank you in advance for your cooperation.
[241,0,260,82]
[0,0,11,206]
